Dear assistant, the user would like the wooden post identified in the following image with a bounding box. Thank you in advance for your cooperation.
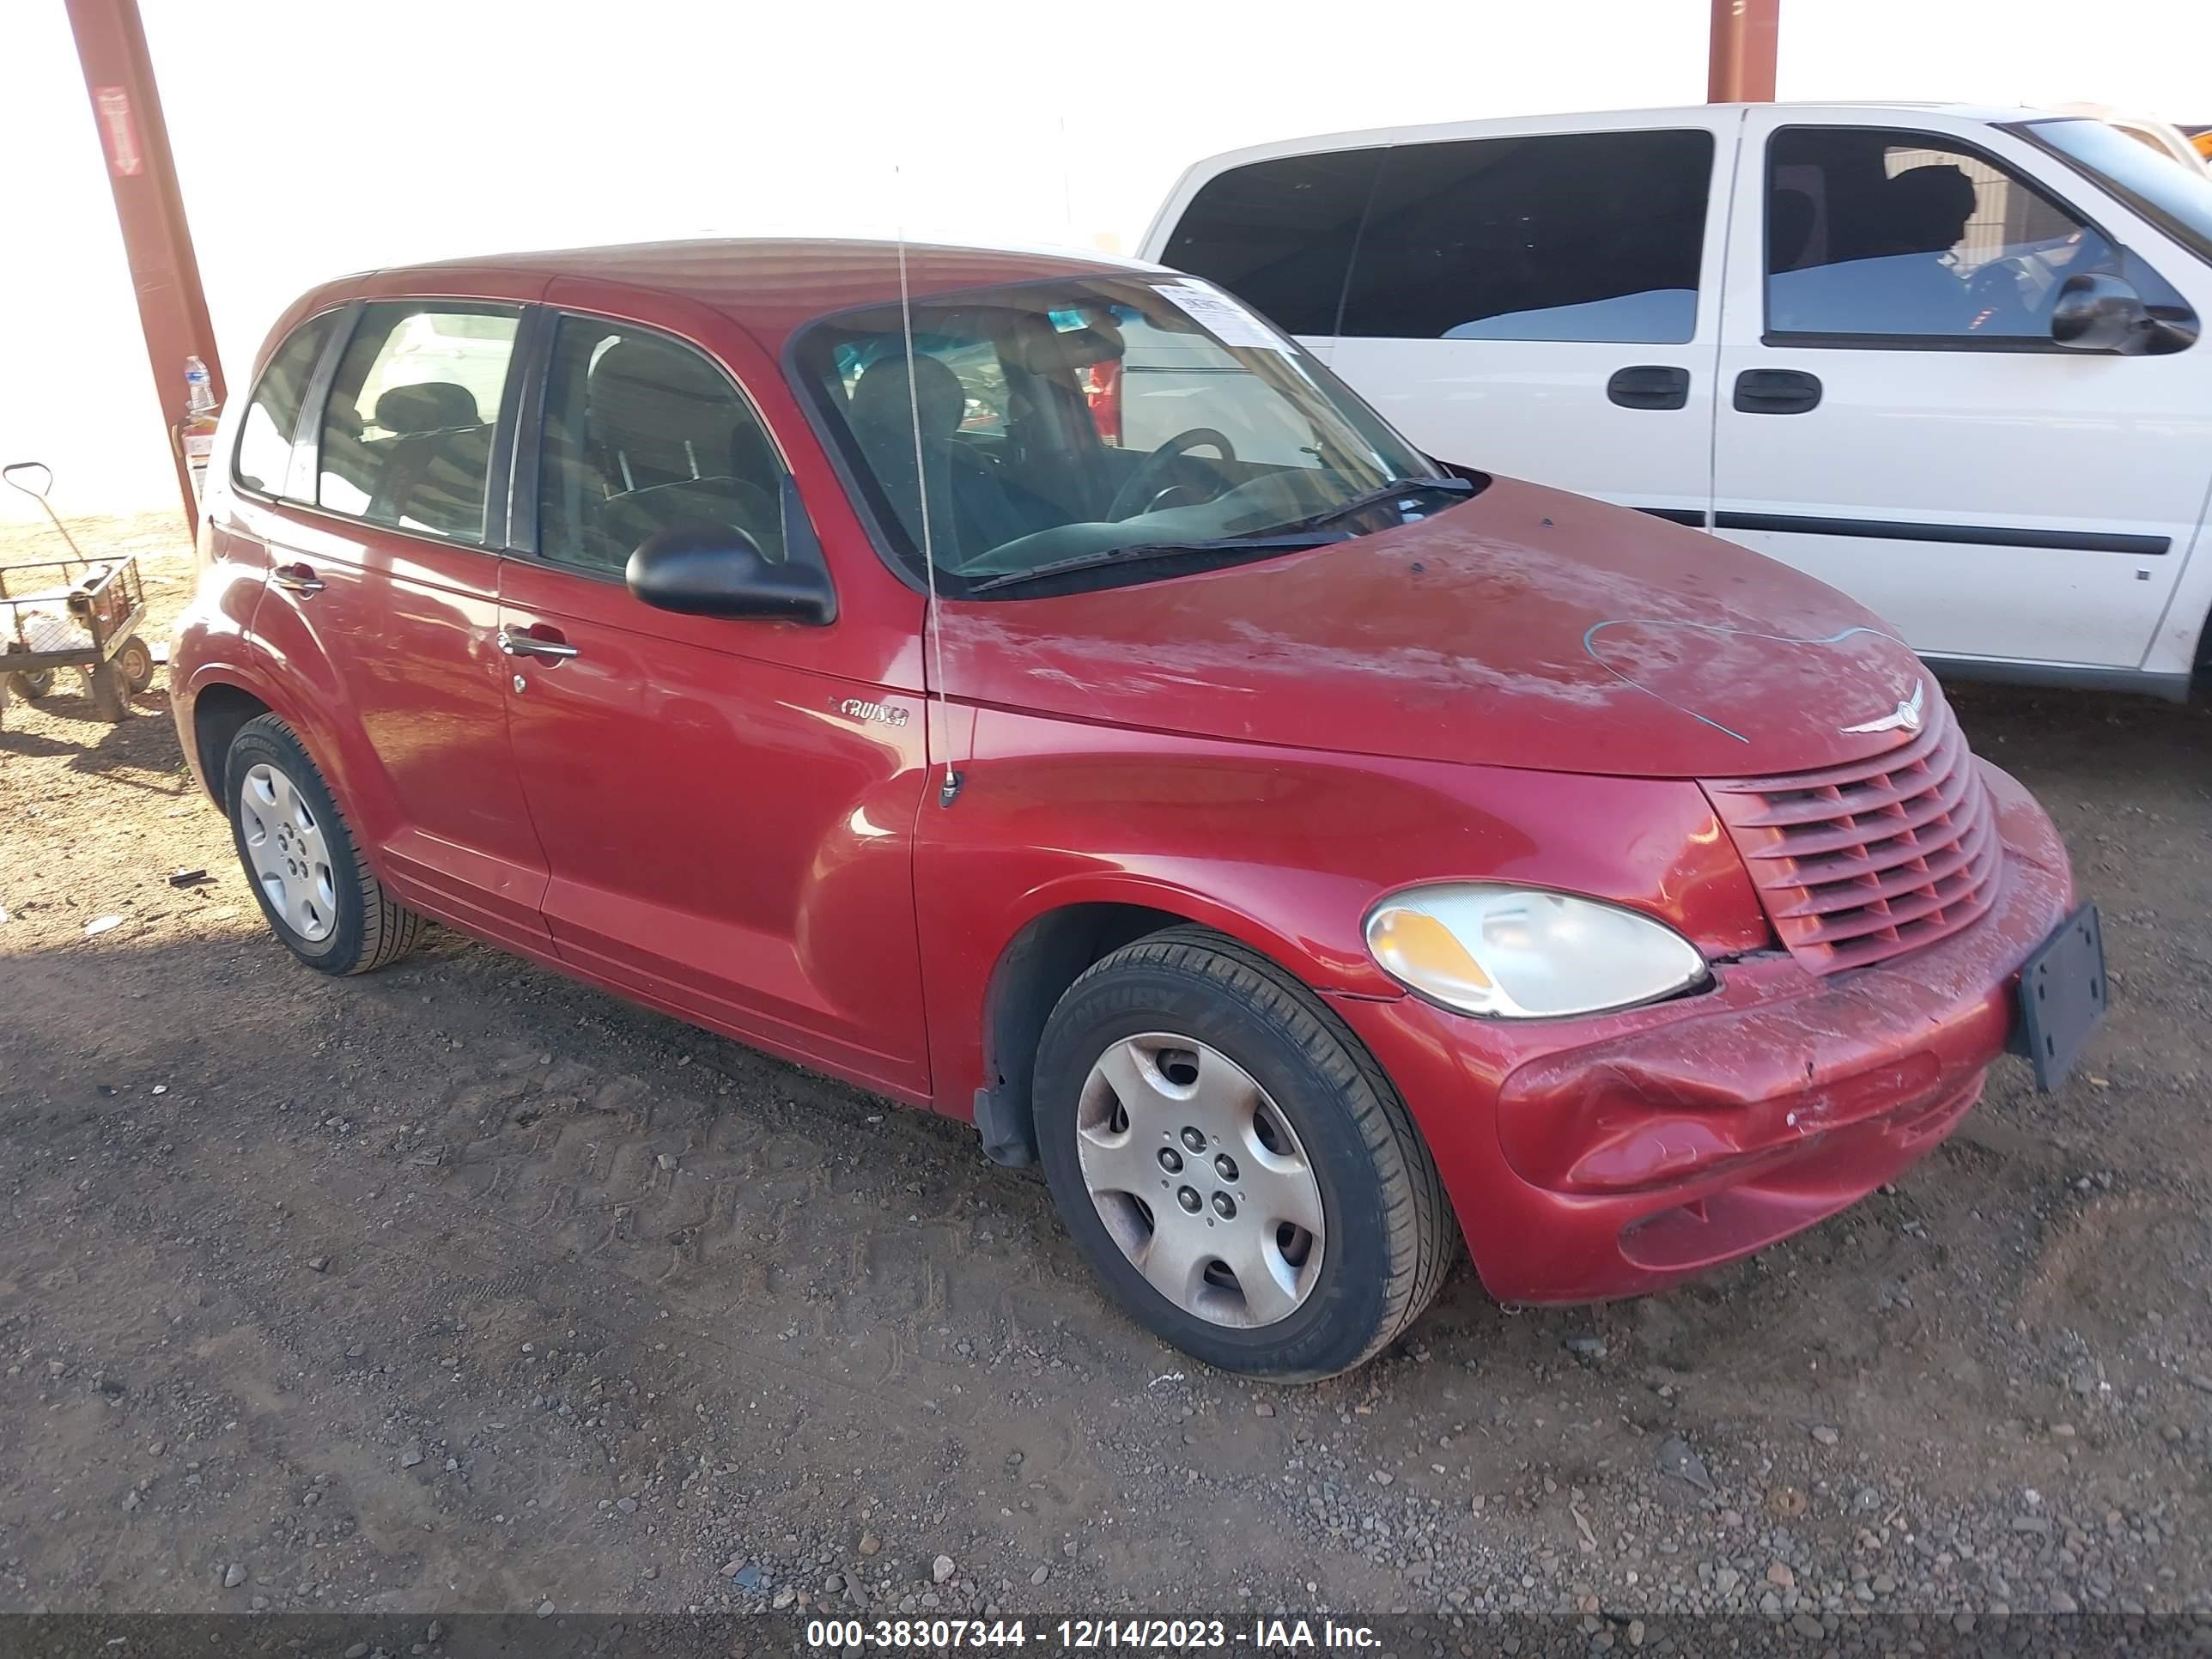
[63,0,226,531]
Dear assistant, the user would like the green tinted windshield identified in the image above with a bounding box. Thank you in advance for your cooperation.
[795,274,1449,594]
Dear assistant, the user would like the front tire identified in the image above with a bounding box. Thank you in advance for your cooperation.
[223,714,425,975]
[1033,927,1453,1380]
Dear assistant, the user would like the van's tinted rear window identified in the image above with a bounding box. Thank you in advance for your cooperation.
[1343,129,1714,343]
[1160,149,1381,336]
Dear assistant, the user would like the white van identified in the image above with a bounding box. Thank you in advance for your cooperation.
[1141,105,2212,699]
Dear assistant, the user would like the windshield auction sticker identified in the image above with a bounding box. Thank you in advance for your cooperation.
[1156,281,1291,352]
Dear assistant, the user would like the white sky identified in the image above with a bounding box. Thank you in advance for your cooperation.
[3,0,2209,522]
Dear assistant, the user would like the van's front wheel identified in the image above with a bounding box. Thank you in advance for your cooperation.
[1033,927,1453,1381]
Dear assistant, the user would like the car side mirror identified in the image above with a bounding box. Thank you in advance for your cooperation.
[2051,273,2149,351]
[626,523,836,625]
[2050,271,2195,355]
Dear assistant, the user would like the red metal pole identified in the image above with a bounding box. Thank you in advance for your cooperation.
[1708,0,1780,102]
[62,0,225,531]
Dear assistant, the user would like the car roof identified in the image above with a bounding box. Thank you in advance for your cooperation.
[346,238,1168,349]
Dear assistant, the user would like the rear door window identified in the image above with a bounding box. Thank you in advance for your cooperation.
[317,303,521,543]
[1341,129,1715,343]
[1159,149,1382,336]
[233,311,341,498]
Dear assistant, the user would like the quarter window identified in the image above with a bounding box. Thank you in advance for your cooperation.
[317,303,520,543]
[535,318,786,574]
[234,312,340,498]
[1765,128,2138,343]
[1340,130,1714,343]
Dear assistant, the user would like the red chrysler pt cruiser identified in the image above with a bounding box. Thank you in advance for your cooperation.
[171,240,2104,1379]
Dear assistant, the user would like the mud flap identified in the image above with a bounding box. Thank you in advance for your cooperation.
[973,1085,1037,1167]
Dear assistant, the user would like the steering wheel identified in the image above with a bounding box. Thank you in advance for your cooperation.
[1966,258,2037,331]
[1105,428,1238,522]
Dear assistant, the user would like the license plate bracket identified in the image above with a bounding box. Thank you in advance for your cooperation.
[2015,903,2107,1091]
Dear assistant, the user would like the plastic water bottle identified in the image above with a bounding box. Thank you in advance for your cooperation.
[184,356,216,415]
[181,356,219,499]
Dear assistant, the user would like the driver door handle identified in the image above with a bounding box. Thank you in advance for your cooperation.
[270,562,325,596]
[1734,368,1823,414]
[497,627,580,662]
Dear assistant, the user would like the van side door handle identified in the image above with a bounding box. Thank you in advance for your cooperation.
[270,562,325,596]
[1733,368,1823,414]
[1607,365,1691,410]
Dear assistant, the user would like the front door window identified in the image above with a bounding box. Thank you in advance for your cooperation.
[536,319,787,573]
[1763,127,2185,343]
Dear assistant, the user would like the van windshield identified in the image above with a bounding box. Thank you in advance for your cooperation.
[2018,117,2212,267]
[795,275,1460,596]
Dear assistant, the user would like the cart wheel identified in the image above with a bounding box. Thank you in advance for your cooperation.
[0,641,50,700]
[115,635,155,695]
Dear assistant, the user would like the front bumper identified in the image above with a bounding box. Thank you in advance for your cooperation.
[1328,760,2076,1304]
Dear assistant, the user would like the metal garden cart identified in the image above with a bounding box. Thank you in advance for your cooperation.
[1,462,155,724]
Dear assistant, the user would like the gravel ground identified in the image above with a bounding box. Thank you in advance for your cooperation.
[1,513,2209,1642]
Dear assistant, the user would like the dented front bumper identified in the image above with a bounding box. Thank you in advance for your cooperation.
[1328,759,2077,1304]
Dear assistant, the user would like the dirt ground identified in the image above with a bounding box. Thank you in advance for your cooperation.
[3,512,2210,1636]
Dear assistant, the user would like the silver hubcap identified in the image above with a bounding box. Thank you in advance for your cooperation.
[1076,1034,1325,1328]
[241,762,337,942]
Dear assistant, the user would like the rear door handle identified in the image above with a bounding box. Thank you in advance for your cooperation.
[270,562,325,596]
[1733,368,1823,414]
[497,626,580,662]
[1607,365,1691,410]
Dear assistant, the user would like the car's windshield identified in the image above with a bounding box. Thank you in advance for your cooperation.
[2017,117,2212,267]
[796,274,1456,596]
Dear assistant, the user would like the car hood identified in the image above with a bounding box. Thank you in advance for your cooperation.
[937,476,1936,780]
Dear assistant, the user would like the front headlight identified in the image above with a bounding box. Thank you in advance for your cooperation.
[1364,884,1708,1018]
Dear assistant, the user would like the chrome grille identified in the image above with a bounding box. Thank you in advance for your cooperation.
[1705,696,2000,974]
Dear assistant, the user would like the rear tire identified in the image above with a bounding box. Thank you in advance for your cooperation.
[223,714,425,975]
[1033,926,1453,1381]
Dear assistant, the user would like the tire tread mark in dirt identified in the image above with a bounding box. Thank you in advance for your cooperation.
[387,1038,1075,1359]
[315,1039,1123,1409]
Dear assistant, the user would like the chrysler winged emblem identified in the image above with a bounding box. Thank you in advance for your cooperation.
[1842,678,1926,737]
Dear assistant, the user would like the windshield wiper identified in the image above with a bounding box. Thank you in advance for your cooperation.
[963,477,1473,596]
[965,532,1346,595]
[1270,474,1476,535]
